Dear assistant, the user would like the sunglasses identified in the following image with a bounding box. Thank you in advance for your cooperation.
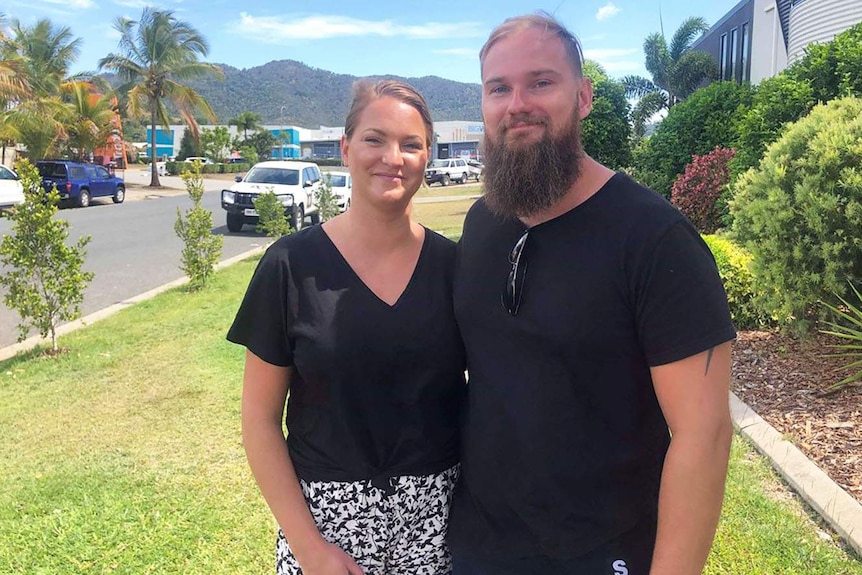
[502,229,530,315]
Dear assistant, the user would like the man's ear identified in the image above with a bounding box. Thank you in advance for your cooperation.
[576,77,594,120]
[340,134,349,167]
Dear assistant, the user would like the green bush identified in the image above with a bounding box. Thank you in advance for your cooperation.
[582,62,632,170]
[632,81,753,198]
[787,21,862,104]
[702,234,768,330]
[174,163,223,291]
[730,97,862,333]
[253,190,292,237]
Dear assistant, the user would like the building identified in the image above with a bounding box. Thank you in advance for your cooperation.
[691,0,862,85]
[145,125,302,160]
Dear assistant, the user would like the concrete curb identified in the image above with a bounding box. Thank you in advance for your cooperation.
[0,244,269,363]
[730,391,862,557]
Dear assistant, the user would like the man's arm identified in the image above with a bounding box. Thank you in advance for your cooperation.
[648,341,734,575]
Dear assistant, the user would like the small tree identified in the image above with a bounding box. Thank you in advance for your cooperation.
[176,127,199,161]
[200,125,230,163]
[253,190,292,237]
[0,159,94,353]
[174,161,222,290]
[671,147,736,234]
[317,174,341,222]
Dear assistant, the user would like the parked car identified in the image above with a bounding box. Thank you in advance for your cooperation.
[0,164,24,213]
[35,160,125,208]
[220,160,323,233]
[466,159,484,182]
[424,157,471,186]
[326,171,351,212]
[150,161,168,176]
[184,156,212,164]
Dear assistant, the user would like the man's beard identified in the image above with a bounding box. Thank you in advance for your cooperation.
[482,109,584,219]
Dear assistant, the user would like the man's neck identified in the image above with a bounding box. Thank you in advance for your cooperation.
[520,155,616,227]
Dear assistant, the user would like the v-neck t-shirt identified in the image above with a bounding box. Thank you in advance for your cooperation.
[228,225,466,484]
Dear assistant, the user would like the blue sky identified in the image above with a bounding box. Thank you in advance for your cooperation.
[7,0,744,84]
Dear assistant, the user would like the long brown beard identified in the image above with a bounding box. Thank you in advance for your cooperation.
[482,108,584,219]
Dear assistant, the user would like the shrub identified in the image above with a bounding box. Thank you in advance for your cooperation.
[0,159,94,352]
[702,234,768,330]
[632,81,753,198]
[671,147,736,234]
[581,62,632,170]
[253,190,292,237]
[316,175,341,223]
[174,163,223,291]
[730,97,862,333]
[787,21,862,104]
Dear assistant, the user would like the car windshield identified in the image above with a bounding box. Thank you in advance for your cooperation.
[0,166,16,180]
[244,167,299,185]
[429,160,448,168]
[37,163,66,178]
[329,175,347,187]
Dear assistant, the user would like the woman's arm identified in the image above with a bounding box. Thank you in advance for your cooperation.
[241,349,364,575]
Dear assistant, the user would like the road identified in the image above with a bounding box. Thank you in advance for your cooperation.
[0,178,268,349]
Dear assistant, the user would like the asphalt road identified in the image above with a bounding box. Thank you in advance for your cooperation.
[0,179,269,349]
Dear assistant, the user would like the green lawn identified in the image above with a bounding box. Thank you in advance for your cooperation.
[0,206,860,574]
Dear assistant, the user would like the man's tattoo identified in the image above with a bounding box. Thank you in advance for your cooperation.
[704,347,715,376]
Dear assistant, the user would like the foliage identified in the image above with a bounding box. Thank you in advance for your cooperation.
[671,147,736,234]
[632,81,753,198]
[702,234,768,330]
[820,280,862,392]
[99,7,223,187]
[236,144,258,165]
[59,80,117,161]
[228,111,262,140]
[244,129,277,162]
[731,74,815,175]
[730,97,862,333]
[0,159,93,352]
[253,190,292,237]
[174,161,223,290]
[316,174,341,222]
[176,127,200,161]
[622,16,715,138]
[786,21,862,104]
[581,61,631,170]
[200,125,230,162]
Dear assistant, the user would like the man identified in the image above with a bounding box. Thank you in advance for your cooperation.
[449,12,736,575]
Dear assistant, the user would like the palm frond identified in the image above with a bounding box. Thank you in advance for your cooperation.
[669,16,710,61]
[621,75,658,99]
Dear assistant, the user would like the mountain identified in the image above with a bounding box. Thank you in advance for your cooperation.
[184,59,483,128]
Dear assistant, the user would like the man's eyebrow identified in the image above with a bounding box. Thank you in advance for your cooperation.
[483,69,562,86]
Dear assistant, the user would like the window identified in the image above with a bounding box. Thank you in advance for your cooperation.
[741,23,750,82]
[719,34,728,80]
[730,28,739,82]
[0,166,16,180]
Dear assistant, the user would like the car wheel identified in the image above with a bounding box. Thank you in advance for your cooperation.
[226,213,244,233]
[292,204,305,232]
[460,172,468,184]
[112,185,125,204]
[441,174,450,187]
[309,211,321,226]
[77,189,90,208]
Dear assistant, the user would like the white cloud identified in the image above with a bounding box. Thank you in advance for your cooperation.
[233,13,484,42]
[596,2,621,21]
[583,47,640,73]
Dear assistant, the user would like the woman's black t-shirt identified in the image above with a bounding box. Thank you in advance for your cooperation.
[227,225,466,484]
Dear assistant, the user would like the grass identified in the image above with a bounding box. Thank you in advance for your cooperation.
[413,197,476,239]
[1,207,860,574]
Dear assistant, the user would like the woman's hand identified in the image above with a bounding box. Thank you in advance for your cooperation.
[299,541,365,575]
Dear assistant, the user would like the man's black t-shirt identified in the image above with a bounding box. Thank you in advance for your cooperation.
[227,225,466,484]
[449,173,736,559]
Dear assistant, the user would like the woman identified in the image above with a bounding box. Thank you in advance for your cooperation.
[227,80,465,575]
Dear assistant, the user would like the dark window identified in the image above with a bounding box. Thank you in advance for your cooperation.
[730,28,739,82]
[741,23,750,82]
[95,166,110,179]
[70,167,86,179]
[719,34,729,80]
[329,175,347,187]
[0,166,16,180]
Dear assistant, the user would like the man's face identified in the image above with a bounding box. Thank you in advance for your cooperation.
[481,27,590,151]
[479,27,592,218]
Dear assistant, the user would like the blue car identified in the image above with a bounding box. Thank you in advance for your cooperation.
[36,160,126,208]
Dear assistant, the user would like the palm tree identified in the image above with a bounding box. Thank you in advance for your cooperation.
[622,16,715,138]
[3,17,81,97]
[0,13,31,104]
[99,8,223,186]
[229,111,262,141]
[60,81,117,161]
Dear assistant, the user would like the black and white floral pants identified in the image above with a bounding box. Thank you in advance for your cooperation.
[276,465,459,575]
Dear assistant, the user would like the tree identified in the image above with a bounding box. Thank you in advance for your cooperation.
[623,16,715,138]
[0,159,94,353]
[99,8,223,187]
[59,80,117,161]
[200,125,230,162]
[253,191,292,237]
[174,162,223,290]
[581,61,632,170]
[229,111,262,141]
[245,129,277,161]
[176,127,199,161]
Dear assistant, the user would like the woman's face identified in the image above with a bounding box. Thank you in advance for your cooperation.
[341,96,429,208]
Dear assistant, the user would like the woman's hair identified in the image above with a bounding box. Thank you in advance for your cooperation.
[479,11,584,79]
[343,79,434,148]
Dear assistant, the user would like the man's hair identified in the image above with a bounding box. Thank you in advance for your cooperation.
[479,11,584,79]
[344,79,434,148]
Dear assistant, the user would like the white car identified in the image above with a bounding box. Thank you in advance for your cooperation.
[184,156,212,165]
[220,160,323,233]
[424,158,471,186]
[327,171,352,212]
[0,164,24,212]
